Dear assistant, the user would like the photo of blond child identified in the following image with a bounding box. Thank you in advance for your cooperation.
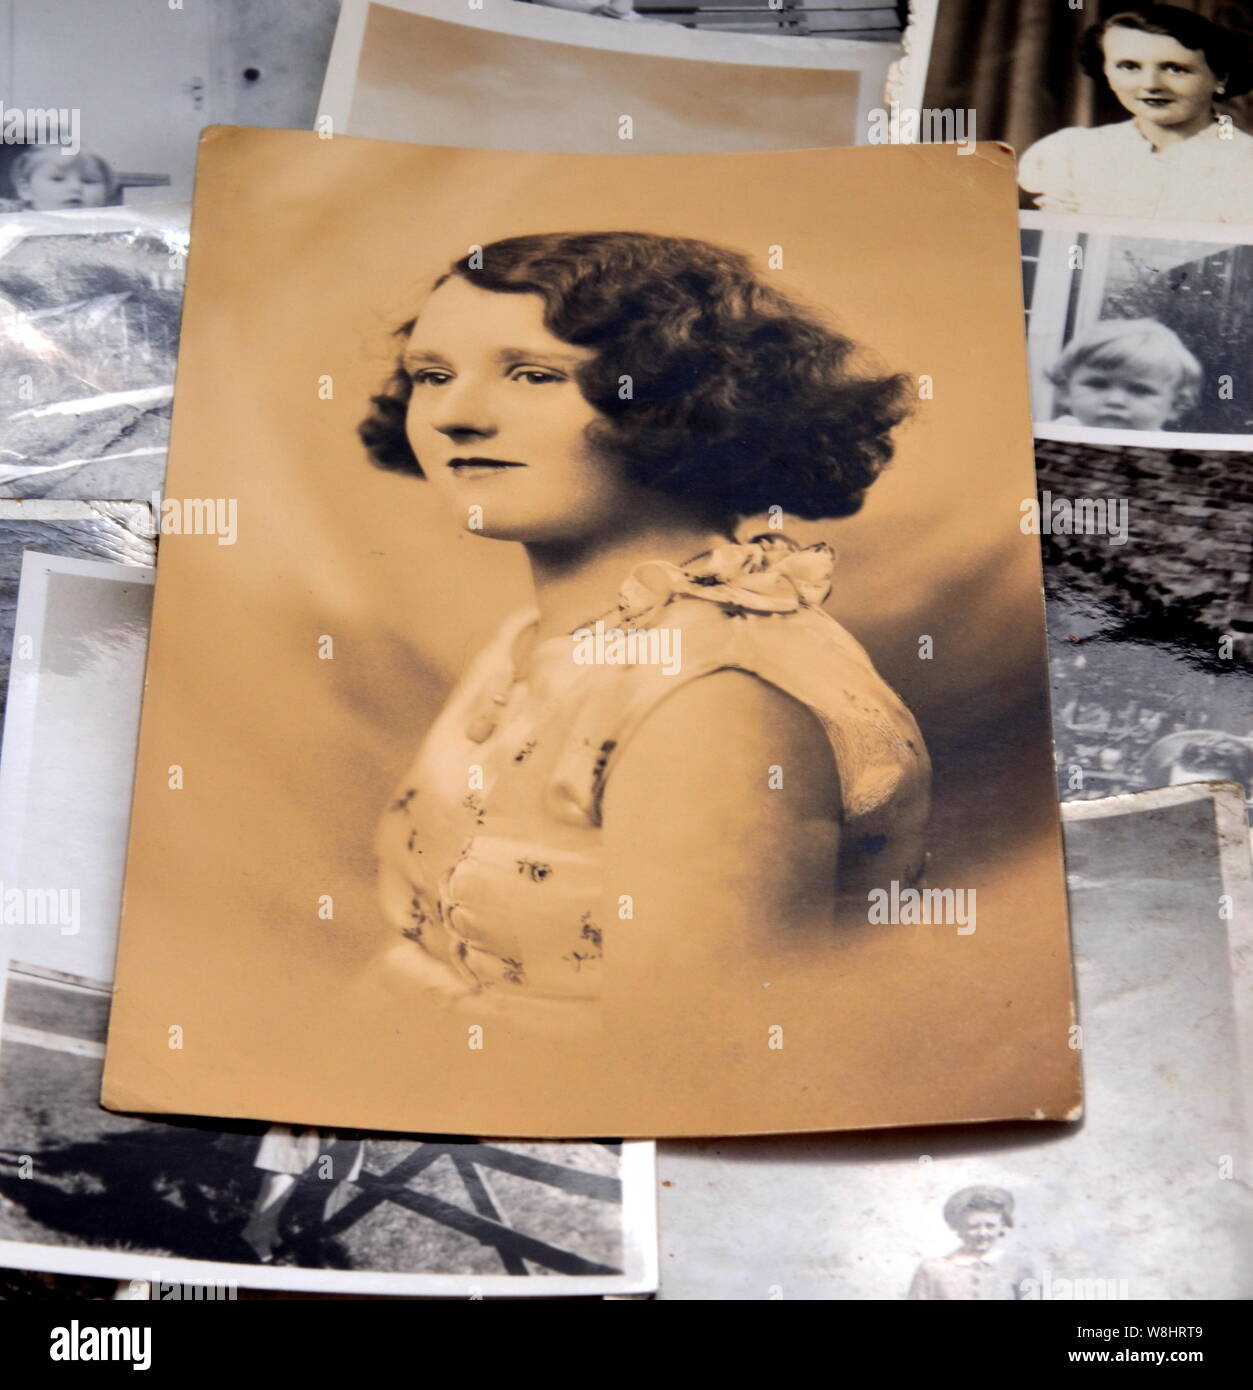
[1046,319,1201,432]
[1022,216,1253,445]
[0,150,118,213]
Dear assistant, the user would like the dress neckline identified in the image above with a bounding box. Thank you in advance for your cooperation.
[503,531,836,679]
[1124,115,1224,155]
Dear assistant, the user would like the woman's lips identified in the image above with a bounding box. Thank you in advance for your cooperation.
[448,457,526,479]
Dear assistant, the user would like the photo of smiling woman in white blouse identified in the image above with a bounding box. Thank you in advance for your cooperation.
[358,231,931,1024]
[1018,4,1253,223]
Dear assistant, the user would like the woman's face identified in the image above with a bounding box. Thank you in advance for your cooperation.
[402,276,639,544]
[1102,28,1221,129]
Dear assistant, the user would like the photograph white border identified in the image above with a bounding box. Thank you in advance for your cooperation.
[884,0,937,116]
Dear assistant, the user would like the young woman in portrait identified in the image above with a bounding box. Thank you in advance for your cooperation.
[1019,5,1253,222]
[359,231,930,1028]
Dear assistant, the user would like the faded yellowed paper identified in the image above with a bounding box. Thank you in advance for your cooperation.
[101,128,1079,1137]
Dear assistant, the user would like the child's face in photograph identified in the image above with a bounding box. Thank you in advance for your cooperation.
[403,276,642,544]
[17,155,110,210]
[1102,29,1220,129]
[956,1209,1006,1254]
[1065,362,1179,430]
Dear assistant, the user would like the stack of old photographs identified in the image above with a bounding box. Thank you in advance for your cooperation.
[900,0,1253,818]
[0,0,1248,1304]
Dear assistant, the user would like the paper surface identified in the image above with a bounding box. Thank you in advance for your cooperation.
[320,0,897,152]
[100,127,1078,1137]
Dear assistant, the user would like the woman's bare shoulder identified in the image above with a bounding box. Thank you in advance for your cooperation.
[603,667,838,822]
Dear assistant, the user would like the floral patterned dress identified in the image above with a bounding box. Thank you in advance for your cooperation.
[375,534,930,1005]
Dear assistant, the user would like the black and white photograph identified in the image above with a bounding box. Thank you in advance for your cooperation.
[1033,435,1253,814]
[319,0,900,154]
[900,0,1253,223]
[0,0,209,208]
[1022,212,1253,449]
[655,782,1253,1299]
[0,0,346,209]
[0,208,188,500]
[0,548,657,1295]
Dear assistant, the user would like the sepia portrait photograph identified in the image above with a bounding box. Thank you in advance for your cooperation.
[908,0,1253,223]
[99,128,1078,1139]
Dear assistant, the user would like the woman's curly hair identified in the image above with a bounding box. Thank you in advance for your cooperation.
[1080,5,1253,98]
[359,231,912,527]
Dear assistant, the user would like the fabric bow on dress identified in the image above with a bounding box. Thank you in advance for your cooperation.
[617,533,835,625]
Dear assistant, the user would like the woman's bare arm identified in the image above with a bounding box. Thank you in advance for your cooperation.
[598,669,841,1008]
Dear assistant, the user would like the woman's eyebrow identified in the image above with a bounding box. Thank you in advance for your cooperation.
[401,345,588,370]
[495,347,586,368]
[401,348,452,369]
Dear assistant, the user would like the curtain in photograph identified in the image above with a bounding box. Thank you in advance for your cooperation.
[922,0,1253,156]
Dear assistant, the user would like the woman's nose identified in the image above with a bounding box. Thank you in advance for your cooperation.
[428,383,498,439]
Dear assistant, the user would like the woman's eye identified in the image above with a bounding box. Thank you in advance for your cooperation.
[410,369,450,386]
[510,368,563,385]
[1115,61,1140,71]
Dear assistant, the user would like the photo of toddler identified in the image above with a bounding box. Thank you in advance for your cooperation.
[1046,318,1201,431]
[0,149,118,212]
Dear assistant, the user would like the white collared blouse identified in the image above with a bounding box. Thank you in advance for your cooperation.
[1019,119,1253,222]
